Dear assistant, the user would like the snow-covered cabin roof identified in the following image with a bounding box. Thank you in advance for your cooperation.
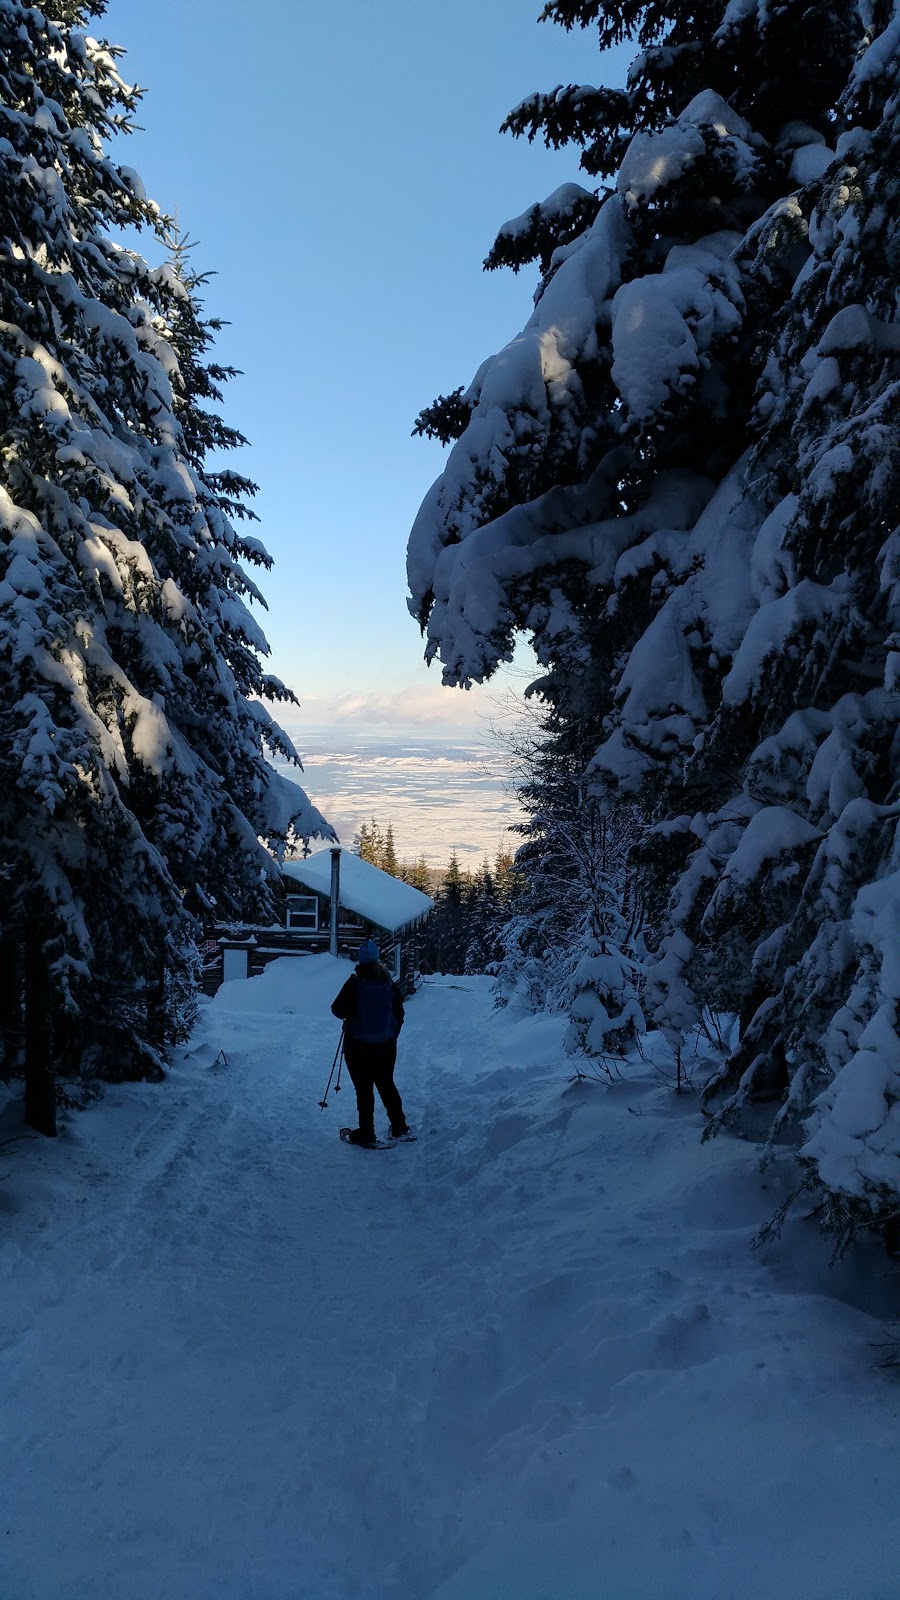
[281,848,433,936]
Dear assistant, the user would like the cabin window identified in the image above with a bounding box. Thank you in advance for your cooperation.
[388,943,401,981]
[287,895,318,931]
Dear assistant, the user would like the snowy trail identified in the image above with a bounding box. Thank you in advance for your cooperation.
[2,956,900,1600]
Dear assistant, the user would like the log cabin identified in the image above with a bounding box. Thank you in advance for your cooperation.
[205,847,433,997]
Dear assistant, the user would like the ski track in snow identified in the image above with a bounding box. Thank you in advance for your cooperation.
[2,956,899,1600]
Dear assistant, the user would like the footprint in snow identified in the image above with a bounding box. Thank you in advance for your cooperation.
[484,1112,533,1156]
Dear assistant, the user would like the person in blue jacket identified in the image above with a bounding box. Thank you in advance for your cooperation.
[331,940,409,1146]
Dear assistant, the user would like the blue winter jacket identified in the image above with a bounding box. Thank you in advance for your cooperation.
[331,967,404,1044]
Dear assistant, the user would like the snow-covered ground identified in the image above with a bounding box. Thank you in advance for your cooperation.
[2,956,899,1600]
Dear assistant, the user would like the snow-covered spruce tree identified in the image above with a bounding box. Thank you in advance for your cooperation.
[492,701,644,1033]
[691,17,900,1244]
[0,2,329,1121]
[463,859,504,975]
[408,0,864,790]
[493,713,591,1013]
[407,2,900,1238]
[427,851,469,975]
[563,899,644,1063]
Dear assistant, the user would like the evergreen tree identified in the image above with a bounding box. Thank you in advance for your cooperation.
[562,886,645,1059]
[401,853,432,894]
[691,23,900,1242]
[494,846,515,880]
[464,859,502,974]
[0,2,329,1117]
[357,816,383,867]
[381,822,399,877]
[426,850,470,973]
[493,701,643,1026]
[489,849,520,976]
[408,0,899,1238]
[355,817,405,875]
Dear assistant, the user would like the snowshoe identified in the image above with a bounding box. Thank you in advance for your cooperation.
[339,1126,417,1150]
[340,1127,376,1147]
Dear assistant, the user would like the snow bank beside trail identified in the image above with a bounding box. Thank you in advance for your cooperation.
[1,970,899,1599]
[209,951,354,1015]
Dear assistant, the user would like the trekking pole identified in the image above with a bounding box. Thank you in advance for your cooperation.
[334,1036,344,1097]
[318,1026,345,1110]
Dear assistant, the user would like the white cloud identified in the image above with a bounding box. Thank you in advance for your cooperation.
[273,732,521,866]
[261,662,534,865]
[307,684,483,729]
[283,680,497,730]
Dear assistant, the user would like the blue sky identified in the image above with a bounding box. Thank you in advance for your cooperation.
[102,0,629,738]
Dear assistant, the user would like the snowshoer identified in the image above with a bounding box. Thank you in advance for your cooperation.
[331,940,409,1147]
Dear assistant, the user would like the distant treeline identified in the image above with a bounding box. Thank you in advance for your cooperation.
[353,817,515,974]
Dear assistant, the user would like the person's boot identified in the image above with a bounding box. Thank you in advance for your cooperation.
[390,1123,410,1138]
[346,1128,376,1147]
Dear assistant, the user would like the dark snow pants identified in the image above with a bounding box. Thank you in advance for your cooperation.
[343,1038,406,1141]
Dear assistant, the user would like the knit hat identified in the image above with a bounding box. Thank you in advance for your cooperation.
[358,939,380,964]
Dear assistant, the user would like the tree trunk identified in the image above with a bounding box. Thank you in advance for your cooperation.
[146,959,167,1049]
[24,930,56,1137]
[0,930,23,1078]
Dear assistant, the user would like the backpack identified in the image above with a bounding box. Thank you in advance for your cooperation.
[349,977,400,1044]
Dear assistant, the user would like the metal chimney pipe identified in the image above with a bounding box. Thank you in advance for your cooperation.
[329,847,340,957]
